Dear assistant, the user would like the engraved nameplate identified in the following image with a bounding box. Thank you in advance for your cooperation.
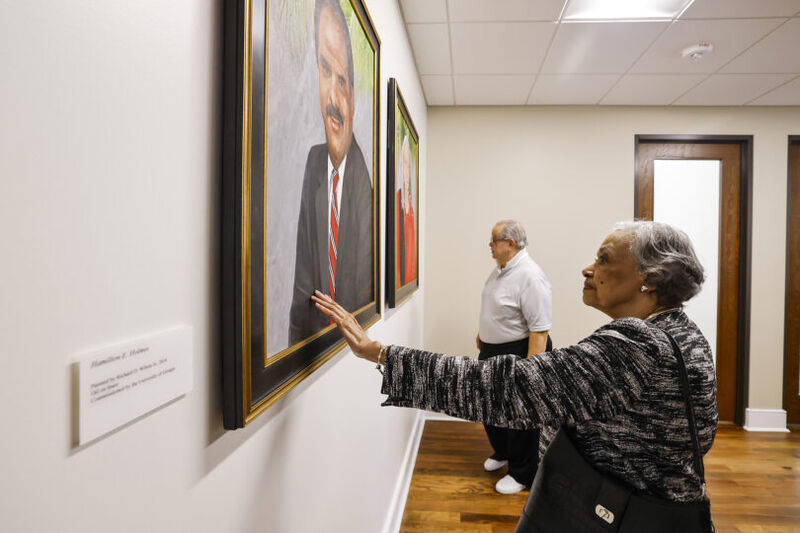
[78,326,193,444]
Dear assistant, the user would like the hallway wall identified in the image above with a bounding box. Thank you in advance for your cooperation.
[0,1,426,532]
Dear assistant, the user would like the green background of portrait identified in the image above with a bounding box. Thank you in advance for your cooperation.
[395,102,418,195]
[275,0,374,96]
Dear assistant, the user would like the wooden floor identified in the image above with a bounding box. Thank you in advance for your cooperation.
[400,421,800,532]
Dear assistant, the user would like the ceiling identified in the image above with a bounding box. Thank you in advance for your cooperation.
[398,0,800,106]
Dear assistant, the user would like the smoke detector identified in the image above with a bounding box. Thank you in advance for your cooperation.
[681,42,714,61]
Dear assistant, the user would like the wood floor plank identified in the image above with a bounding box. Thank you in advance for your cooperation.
[400,421,800,532]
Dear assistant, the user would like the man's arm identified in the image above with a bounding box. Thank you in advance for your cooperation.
[351,141,374,309]
[289,150,319,344]
[527,330,549,357]
[520,275,552,357]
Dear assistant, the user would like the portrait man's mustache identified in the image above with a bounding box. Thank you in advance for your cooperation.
[326,103,344,127]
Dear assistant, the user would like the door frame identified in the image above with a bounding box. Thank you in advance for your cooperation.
[634,134,753,426]
[784,136,800,425]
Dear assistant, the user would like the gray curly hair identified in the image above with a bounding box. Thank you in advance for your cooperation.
[614,221,705,307]
[496,220,527,250]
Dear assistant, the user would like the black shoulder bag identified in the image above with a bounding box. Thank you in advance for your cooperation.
[514,332,713,532]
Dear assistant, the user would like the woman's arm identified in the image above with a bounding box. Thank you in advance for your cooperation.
[311,290,661,430]
[381,320,661,429]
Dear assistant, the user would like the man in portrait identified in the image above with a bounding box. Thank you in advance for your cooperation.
[289,0,373,345]
[395,135,416,289]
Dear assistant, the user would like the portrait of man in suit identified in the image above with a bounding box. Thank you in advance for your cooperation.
[289,0,374,344]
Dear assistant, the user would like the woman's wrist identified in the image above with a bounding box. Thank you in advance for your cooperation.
[365,340,382,363]
[374,343,390,374]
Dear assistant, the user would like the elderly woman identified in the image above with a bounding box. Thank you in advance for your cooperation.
[312,221,717,529]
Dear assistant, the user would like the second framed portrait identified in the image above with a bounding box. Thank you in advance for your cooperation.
[386,78,420,308]
[221,0,381,428]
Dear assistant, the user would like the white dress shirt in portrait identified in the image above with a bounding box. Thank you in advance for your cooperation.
[327,154,347,220]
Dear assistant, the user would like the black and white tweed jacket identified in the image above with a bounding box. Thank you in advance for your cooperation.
[381,311,718,502]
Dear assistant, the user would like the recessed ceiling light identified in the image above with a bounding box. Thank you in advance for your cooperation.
[563,0,695,21]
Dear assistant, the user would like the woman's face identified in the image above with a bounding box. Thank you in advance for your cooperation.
[582,231,644,318]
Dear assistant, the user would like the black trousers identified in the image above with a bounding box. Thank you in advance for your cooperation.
[479,335,552,487]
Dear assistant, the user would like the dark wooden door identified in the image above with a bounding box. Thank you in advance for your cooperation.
[636,139,751,424]
[785,139,800,425]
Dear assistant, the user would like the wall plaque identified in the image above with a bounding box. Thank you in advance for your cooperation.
[78,326,193,444]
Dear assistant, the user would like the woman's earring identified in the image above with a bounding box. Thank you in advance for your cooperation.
[640,285,648,293]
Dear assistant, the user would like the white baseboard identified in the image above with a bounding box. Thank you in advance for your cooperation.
[423,411,467,422]
[381,410,426,533]
[743,408,790,432]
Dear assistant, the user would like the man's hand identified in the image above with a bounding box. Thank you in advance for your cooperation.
[475,334,481,351]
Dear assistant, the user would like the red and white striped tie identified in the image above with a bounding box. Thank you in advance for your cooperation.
[328,169,340,302]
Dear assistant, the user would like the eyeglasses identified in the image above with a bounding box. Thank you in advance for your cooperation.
[489,238,509,245]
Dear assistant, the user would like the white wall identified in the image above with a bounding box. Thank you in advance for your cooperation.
[424,106,798,412]
[0,1,426,532]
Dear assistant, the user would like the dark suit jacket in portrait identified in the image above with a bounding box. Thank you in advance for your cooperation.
[289,138,374,344]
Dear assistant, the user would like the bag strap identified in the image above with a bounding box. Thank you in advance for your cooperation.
[662,330,707,495]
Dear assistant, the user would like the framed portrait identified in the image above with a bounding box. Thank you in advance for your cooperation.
[386,78,420,308]
[221,0,381,428]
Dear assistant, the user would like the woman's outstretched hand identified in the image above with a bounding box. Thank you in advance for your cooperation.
[311,290,382,363]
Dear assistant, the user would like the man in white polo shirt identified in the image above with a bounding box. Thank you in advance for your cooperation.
[476,220,552,495]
